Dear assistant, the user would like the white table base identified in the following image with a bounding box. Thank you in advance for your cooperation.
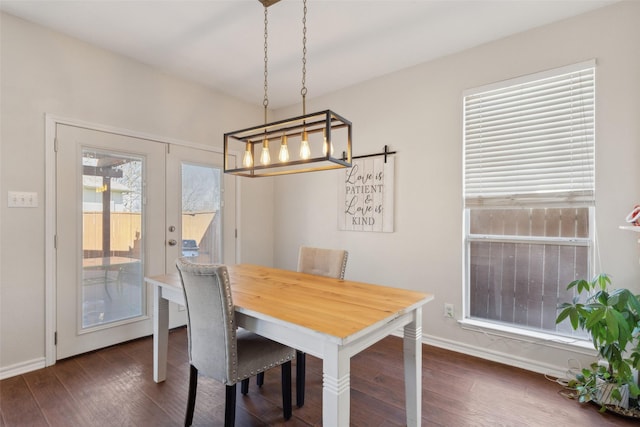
[148,277,424,426]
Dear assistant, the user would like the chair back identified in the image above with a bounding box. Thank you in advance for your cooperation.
[297,246,348,279]
[176,257,236,384]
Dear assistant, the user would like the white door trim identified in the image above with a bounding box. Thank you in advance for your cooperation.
[44,114,238,366]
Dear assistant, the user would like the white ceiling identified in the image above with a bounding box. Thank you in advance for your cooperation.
[1,0,618,109]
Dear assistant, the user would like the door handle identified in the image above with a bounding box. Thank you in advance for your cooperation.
[168,239,177,246]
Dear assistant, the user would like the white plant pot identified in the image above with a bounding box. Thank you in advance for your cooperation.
[595,378,629,409]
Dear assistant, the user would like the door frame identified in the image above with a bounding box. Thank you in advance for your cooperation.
[44,114,240,366]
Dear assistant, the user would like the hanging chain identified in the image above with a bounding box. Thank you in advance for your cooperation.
[263,5,269,124]
[300,0,307,115]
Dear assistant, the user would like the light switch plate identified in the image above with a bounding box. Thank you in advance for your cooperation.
[8,191,38,208]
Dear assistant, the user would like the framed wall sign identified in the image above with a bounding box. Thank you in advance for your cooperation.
[338,156,394,232]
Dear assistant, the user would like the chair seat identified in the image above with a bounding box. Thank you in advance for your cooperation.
[234,330,295,383]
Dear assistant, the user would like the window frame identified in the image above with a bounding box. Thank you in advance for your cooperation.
[462,206,595,336]
[462,61,596,342]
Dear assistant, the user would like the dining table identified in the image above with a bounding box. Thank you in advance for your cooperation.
[145,263,433,426]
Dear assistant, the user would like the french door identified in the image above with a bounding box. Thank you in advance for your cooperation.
[55,123,234,359]
[165,144,236,270]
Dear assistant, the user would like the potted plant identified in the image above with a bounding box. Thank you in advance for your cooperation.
[556,273,640,412]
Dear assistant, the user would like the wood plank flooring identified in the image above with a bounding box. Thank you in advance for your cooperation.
[1,327,635,426]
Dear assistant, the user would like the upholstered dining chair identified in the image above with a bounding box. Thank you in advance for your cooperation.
[176,257,295,427]
[297,246,349,280]
[294,246,348,407]
[252,246,348,407]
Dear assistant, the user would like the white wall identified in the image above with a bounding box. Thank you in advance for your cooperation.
[0,12,274,374]
[272,1,640,375]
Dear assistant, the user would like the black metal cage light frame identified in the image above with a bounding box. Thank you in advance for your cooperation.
[224,109,352,177]
[223,0,352,178]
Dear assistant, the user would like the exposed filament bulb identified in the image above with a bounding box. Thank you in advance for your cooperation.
[243,142,253,168]
[260,138,271,165]
[299,130,311,160]
[278,135,290,162]
[322,129,334,156]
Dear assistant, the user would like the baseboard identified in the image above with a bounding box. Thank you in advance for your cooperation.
[3,330,568,381]
[0,357,46,380]
[421,333,568,379]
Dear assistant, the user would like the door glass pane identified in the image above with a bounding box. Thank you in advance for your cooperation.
[82,149,144,329]
[181,163,221,264]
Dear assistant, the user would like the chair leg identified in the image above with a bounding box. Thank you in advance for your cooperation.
[240,378,249,395]
[296,350,306,407]
[185,365,198,426]
[256,372,264,387]
[281,361,292,420]
[225,384,236,427]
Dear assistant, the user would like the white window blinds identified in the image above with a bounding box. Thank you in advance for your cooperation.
[464,61,595,207]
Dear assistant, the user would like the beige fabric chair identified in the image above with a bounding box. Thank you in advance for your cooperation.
[253,246,348,407]
[295,246,348,407]
[176,257,295,426]
[297,246,349,280]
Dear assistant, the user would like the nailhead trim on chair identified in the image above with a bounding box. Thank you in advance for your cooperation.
[340,251,348,279]
[230,353,295,383]
[178,259,295,425]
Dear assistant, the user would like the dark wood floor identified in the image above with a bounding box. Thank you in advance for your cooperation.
[1,327,635,426]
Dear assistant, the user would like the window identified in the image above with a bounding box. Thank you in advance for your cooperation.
[463,61,595,338]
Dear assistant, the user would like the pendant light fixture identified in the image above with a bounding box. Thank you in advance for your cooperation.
[224,0,352,177]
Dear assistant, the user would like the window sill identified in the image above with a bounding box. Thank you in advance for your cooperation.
[459,318,596,355]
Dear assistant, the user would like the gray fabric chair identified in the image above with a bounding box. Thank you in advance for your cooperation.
[294,246,348,407]
[176,257,295,426]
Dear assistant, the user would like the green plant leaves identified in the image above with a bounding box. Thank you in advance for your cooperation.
[605,309,620,342]
[556,303,580,330]
[556,272,640,407]
[595,273,612,291]
[567,278,590,294]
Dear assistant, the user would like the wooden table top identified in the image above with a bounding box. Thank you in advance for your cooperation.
[148,263,433,340]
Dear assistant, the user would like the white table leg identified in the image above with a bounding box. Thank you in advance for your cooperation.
[404,307,423,427]
[153,285,169,383]
[323,343,350,426]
